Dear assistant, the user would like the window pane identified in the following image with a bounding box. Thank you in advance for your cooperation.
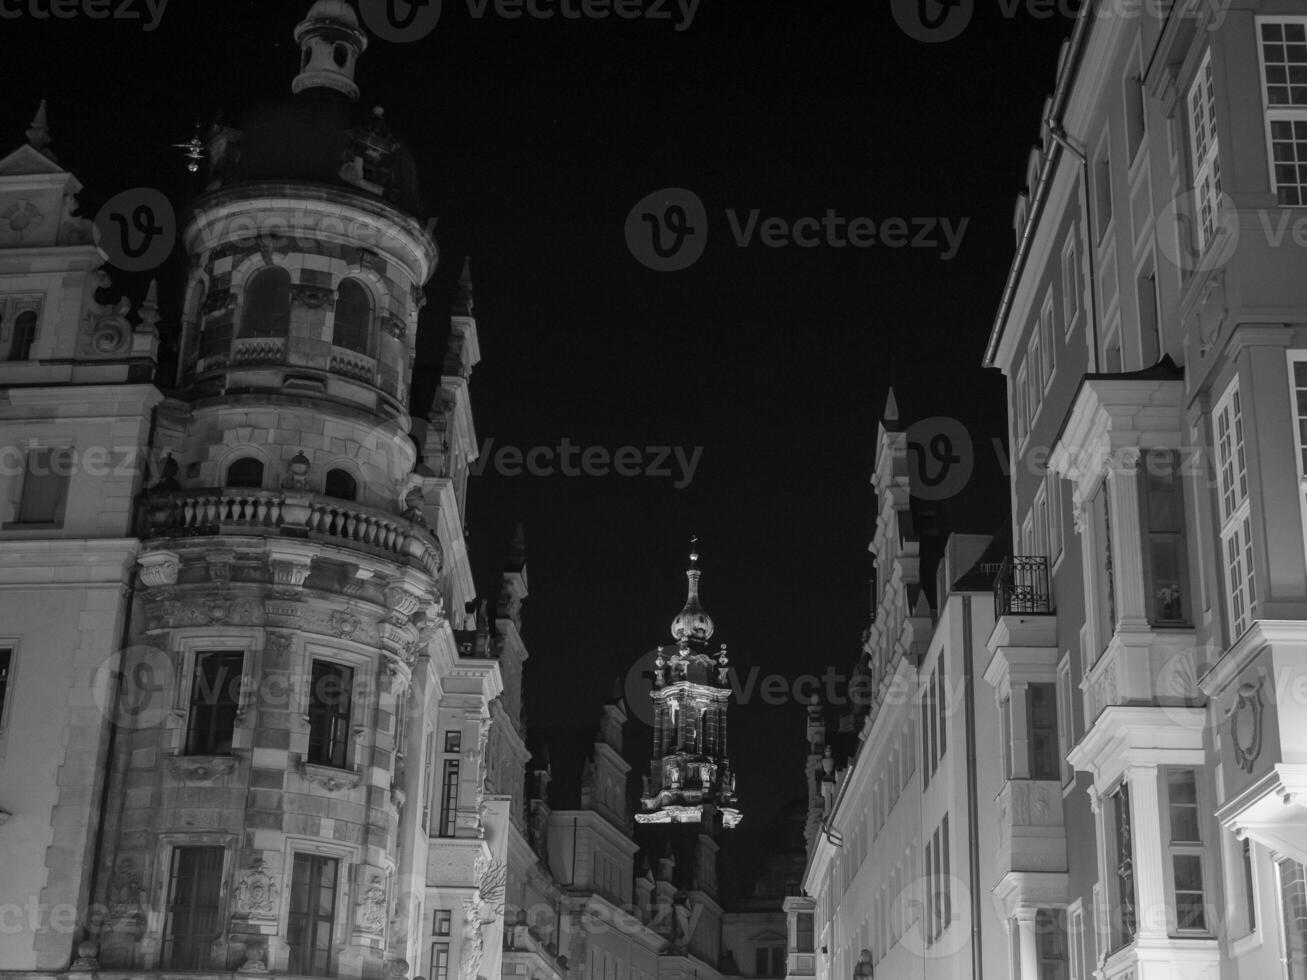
[1168,770,1201,842]
[8,311,36,361]
[186,651,243,755]
[1173,854,1207,930]
[333,280,373,354]
[241,268,291,337]
[16,448,72,525]
[163,846,224,969]
[226,457,264,489]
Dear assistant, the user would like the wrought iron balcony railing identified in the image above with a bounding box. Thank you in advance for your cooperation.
[993,555,1053,618]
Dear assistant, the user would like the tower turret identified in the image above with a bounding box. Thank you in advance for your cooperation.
[293,0,368,101]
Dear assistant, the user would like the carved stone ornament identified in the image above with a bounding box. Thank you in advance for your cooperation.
[331,610,362,640]
[291,283,335,310]
[380,312,406,340]
[138,551,180,589]
[1,199,43,240]
[1227,676,1265,775]
[271,556,312,598]
[166,752,239,784]
[106,858,147,920]
[357,871,388,935]
[235,860,278,919]
[297,760,364,792]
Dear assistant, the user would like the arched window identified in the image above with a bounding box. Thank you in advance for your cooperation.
[9,311,37,361]
[324,468,357,501]
[226,457,264,489]
[332,280,372,354]
[240,268,291,338]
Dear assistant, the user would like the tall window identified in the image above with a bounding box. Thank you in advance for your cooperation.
[8,310,36,361]
[12,448,72,527]
[288,854,339,977]
[421,730,436,833]
[755,946,784,977]
[1037,909,1068,980]
[1000,695,1013,779]
[1094,148,1113,242]
[1015,364,1031,447]
[1062,236,1080,336]
[1214,380,1256,639]
[925,814,951,944]
[1242,838,1258,934]
[1125,69,1147,162]
[0,648,11,731]
[1110,784,1137,949]
[430,907,452,980]
[796,912,814,953]
[1027,683,1059,780]
[1091,485,1115,656]
[439,730,461,837]
[185,651,243,755]
[1028,335,1043,417]
[1047,469,1064,561]
[162,846,224,969]
[1168,769,1208,931]
[333,280,373,354]
[1188,50,1223,251]
[1141,450,1190,626]
[1067,903,1086,980]
[307,661,353,768]
[226,456,264,490]
[1259,20,1307,205]
[1040,294,1056,389]
[240,267,291,337]
[1057,659,1075,786]
[1138,267,1160,367]
[1280,858,1307,979]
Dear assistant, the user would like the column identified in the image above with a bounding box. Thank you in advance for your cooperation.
[1126,764,1168,940]
[1014,907,1040,980]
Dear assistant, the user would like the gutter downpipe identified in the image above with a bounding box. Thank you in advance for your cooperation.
[984,2,1096,371]
[963,595,983,980]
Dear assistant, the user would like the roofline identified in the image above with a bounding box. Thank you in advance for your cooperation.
[983,3,1094,369]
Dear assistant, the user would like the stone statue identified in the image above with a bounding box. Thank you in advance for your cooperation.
[853,949,874,980]
[458,858,507,980]
[672,893,693,949]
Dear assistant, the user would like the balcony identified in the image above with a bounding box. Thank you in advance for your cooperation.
[994,556,1053,619]
[142,488,441,578]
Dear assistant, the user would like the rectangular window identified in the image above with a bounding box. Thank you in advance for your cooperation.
[1188,49,1223,249]
[1029,336,1043,417]
[1104,323,1123,373]
[1047,470,1063,561]
[306,661,353,768]
[1243,838,1258,934]
[1067,902,1085,980]
[1259,20,1307,205]
[1034,489,1050,562]
[430,941,450,980]
[1041,294,1056,389]
[433,908,452,936]
[1016,365,1031,446]
[1141,450,1191,626]
[0,648,11,732]
[439,740,461,838]
[1095,149,1113,241]
[1027,683,1059,781]
[1037,909,1068,979]
[1111,784,1137,949]
[1126,70,1147,162]
[421,730,436,833]
[1092,485,1115,655]
[162,845,224,969]
[1000,696,1013,779]
[288,854,339,977]
[1215,381,1256,639]
[1062,236,1081,335]
[936,658,946,762]
[796,912,815,953]
[185,651,243,755]
[1168,769,1208,932]
[1138,267,1160,368]
[1057,659,1074,786]
[12,447,72,526]
[1280,858,1307,978]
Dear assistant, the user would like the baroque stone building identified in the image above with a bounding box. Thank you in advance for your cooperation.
[0,3,511,977]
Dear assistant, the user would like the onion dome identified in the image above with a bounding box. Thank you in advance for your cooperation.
[671,542,714,643]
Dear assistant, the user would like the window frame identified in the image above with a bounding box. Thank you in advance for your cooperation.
[1062,233,1081,338]
[0,296,43,362]
[161,843,227,969]
[1214,378,1256,641]
[306,658,355,770]
[184,650,245,756]
[438,729,462,837]
[1057,654,1075,789]
[1040,288,1056,393]
[332,278,375,356]
[6,445,73,529]
[1139,448,1192,628]
[1256,17,1307,206]
[1187,48,1224,251]
[0,644,14,736]
[239,266,292,339]
[1164,767,1211,936]
[287,850,343,977]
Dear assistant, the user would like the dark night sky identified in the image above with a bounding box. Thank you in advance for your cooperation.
[5,0,1071,870]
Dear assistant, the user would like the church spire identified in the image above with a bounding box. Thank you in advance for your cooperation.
[671,536,714,643]
[292,0,368,102]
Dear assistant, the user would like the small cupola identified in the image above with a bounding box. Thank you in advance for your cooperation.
[292,0,368,102]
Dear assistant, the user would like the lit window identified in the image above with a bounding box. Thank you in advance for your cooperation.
[1188,50,1223,250]
[1259,20,1307,205]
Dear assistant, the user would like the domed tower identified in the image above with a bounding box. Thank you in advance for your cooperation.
[638,543,741,829]
[86,6,501,980]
